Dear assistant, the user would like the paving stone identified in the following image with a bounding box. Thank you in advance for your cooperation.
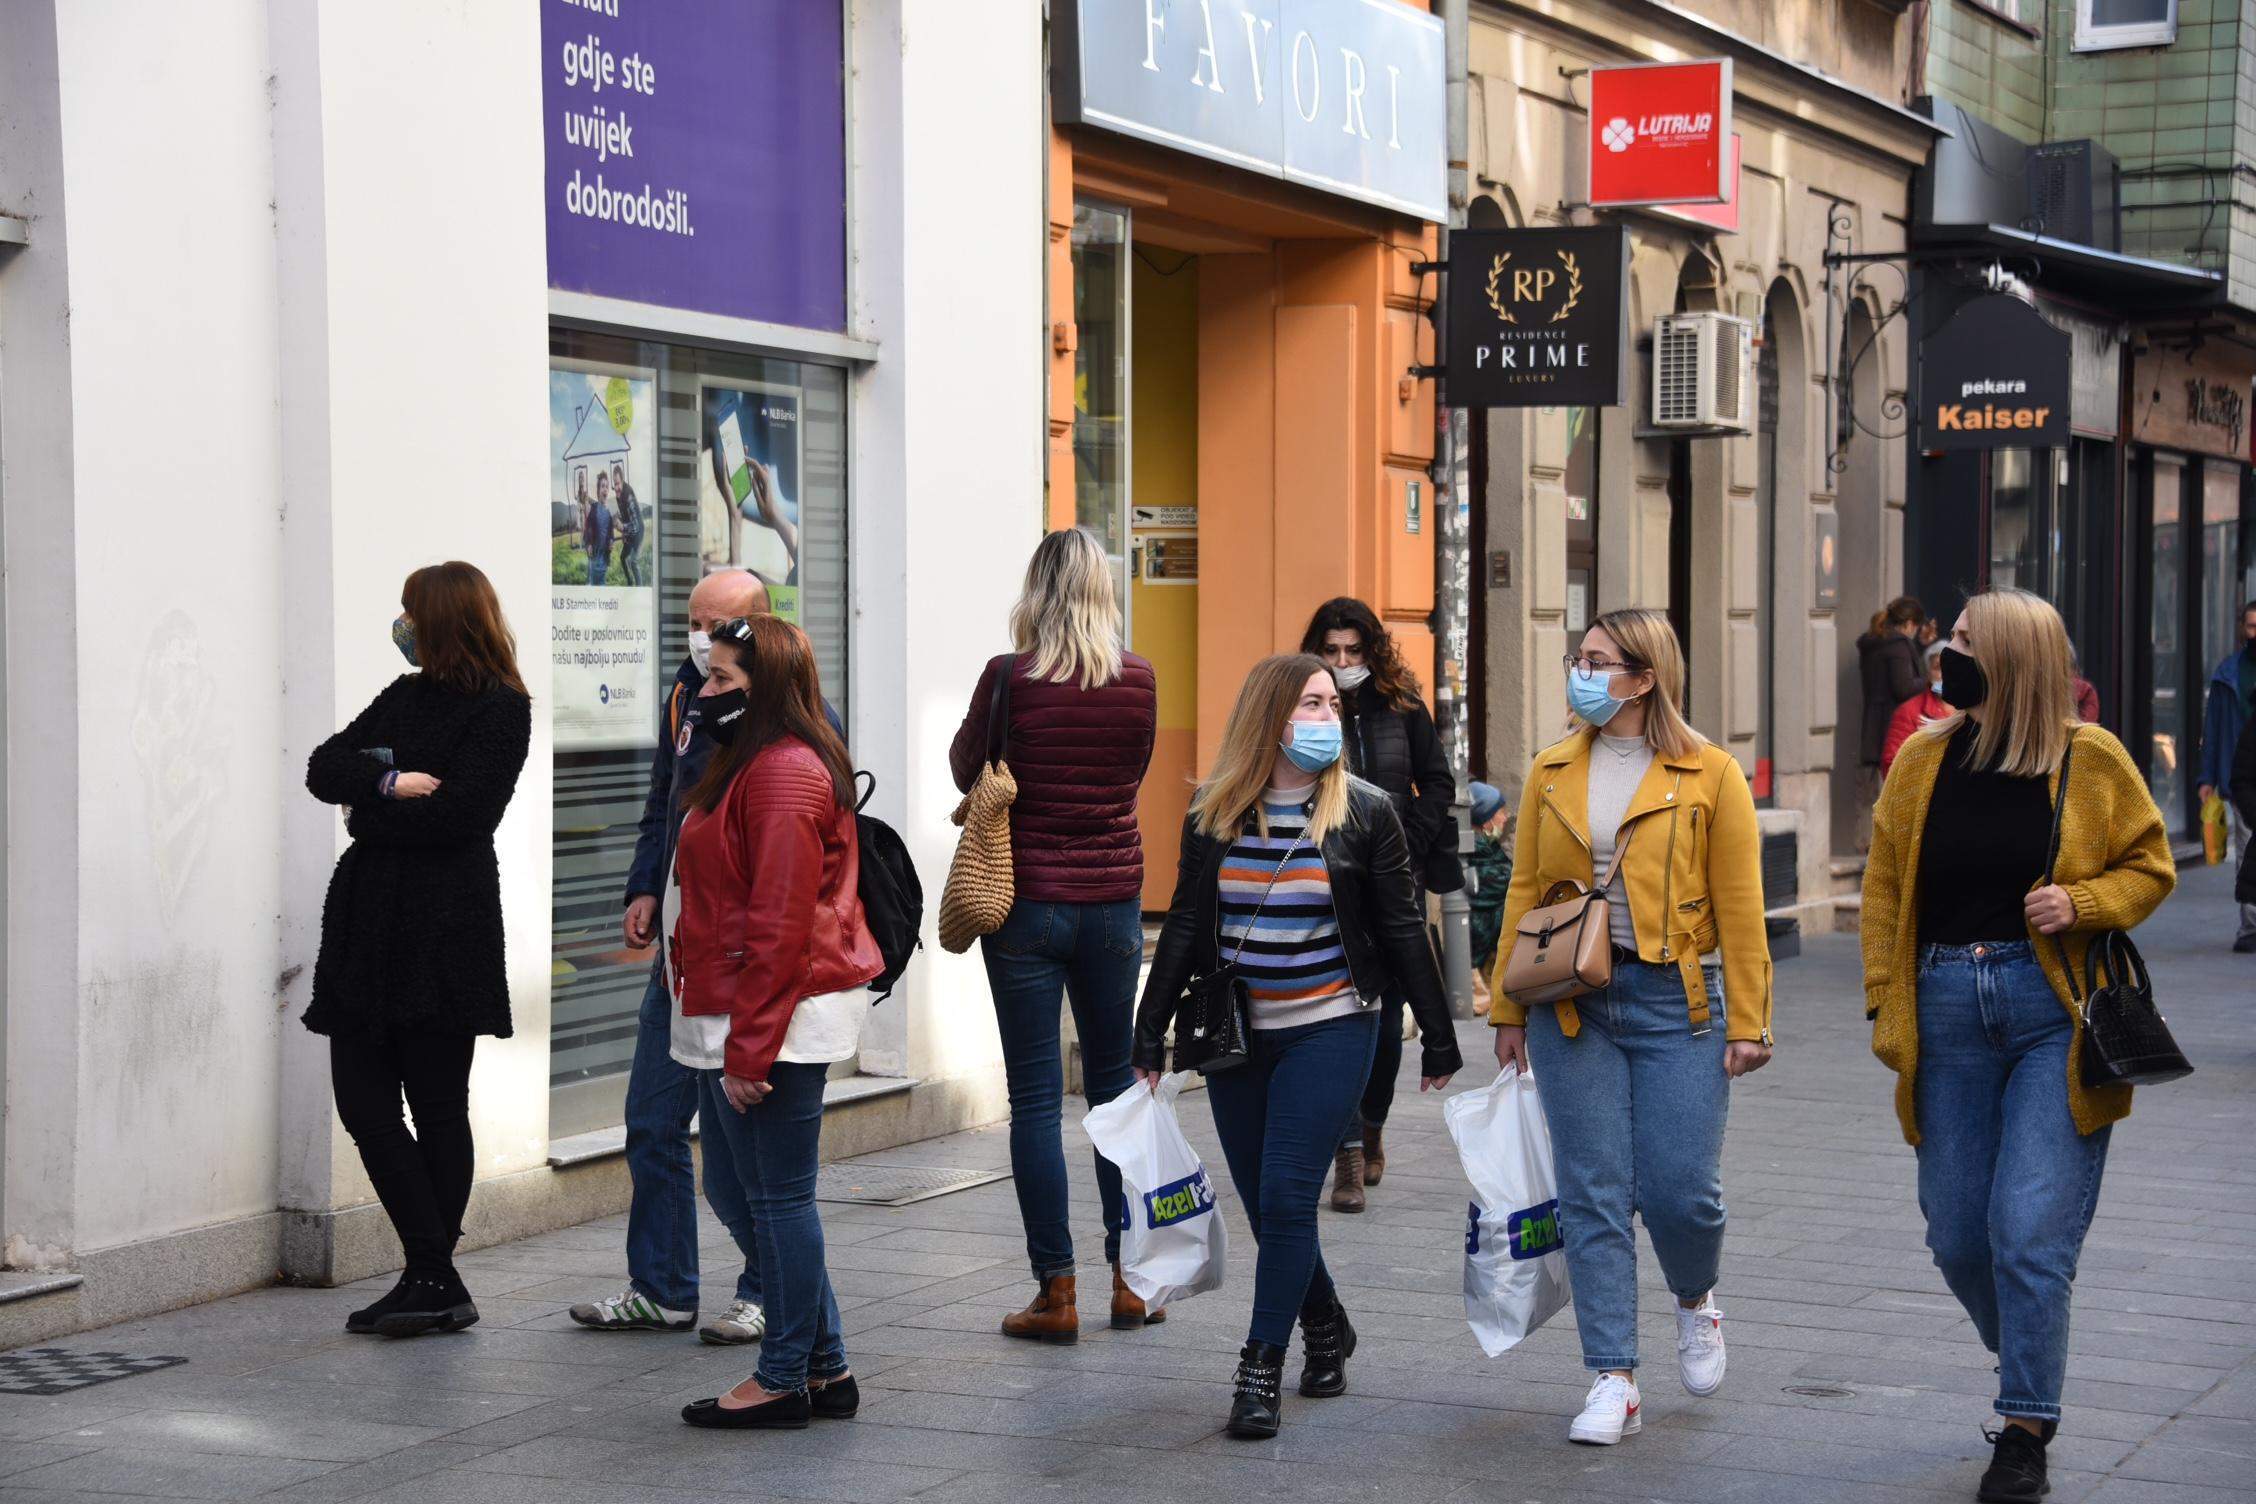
[5,1444,340,1499]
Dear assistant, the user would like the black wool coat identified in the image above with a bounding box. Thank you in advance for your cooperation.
[1342,681,1463,893]
[304,675,532,1039]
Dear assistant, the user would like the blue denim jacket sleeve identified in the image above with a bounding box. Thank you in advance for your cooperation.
[625,681,683,904]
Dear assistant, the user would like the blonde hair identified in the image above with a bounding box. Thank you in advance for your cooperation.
[1917,588,2078,777]
[1009,527,1124,690]
[1191,655,1350,844]
[1572,608,1706,760]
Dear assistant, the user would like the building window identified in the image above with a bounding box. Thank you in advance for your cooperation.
[546,326,851,1137]
[1562,409,1598,633]
[1072,202,1131,578]
[2074,0,2176,50]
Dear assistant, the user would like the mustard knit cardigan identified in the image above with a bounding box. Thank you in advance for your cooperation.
[1862,724,2176,1146]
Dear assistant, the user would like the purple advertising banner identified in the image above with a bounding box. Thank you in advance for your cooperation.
[542,0,846,331]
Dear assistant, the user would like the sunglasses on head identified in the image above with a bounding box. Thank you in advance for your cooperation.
[713,616,758,647]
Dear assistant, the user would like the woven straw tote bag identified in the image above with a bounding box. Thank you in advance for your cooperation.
[939,657,1019,953]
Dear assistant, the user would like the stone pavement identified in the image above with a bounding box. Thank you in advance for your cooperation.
[0,865,2250,1503]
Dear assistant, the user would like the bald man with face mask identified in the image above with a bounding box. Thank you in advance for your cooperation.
[574,569,840,1343]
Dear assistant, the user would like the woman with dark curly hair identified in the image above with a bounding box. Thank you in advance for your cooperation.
[1297,597,1458,1211]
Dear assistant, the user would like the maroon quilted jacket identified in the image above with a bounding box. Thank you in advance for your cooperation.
[949,652,1157,904]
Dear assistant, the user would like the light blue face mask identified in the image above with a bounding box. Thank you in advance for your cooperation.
[1567,664,1635,726]
[1280,719,1344,773]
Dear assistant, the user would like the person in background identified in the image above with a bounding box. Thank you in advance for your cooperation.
[1490,607,1773,1447]
[2067,641,2100,726]
[951,527,1158,1343]
[304,562,532,1338]
[2234,705,2256,954]
[586,473,616,587]
[613,461,645,588]
[1884,641,1952,777]
[1863,588,2174,1503]
[1464,781,1512,1014]
[677,615,884,1430]
[2196,600,2256,952]
[1858,597,1929,809]
[1135,653,1460,1439]
[572,570,775,1345]
[1299,597,1458,1214]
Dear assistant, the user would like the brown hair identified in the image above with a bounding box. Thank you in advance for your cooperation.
[1869,596,1928,636]
[402,562,527,699]
[1190,654,1350,844]
[1299,596,1424,711]
[688,614,853,813]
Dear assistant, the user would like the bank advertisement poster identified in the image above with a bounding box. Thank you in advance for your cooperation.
[541,0,847,331]
[699,381,804,625]
[551,361,658,749]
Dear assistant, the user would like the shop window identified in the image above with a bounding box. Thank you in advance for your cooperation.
[2202,459,2244,680]
[546,327,850,1137]
[2147,455,2186,831]
[1986,449,2045,597]
[1563,409,1598,634]
[1072,203,1131,582]
[2074,0,2176,50]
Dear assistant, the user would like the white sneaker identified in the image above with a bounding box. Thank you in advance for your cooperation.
[1675,1294,1727,1396]
[1569,1372,1642,1445]
[567,1288,695,1332]
[700,1299,767,1346]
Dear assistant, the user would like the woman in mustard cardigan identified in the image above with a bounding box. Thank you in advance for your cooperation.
[1490,608,1773,1447]
[1863,588,2173,1504]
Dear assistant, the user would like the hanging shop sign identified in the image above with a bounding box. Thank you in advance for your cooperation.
[1053,0,1446,222]
[1445,226,1630,409]
[1918,295,2071,450]
[542,0,847,330]
[1589,60,1733,208]
[1650,135,1741,233]
[2131,341,2253,461]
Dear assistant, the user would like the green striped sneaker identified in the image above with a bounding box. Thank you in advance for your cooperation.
[568,1288,696,1332]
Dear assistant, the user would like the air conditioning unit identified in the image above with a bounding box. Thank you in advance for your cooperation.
[2025,139,2120,252]
[1652,312,1755,433]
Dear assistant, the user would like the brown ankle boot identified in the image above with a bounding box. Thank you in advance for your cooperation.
[1361,1121,1386,1185]
[1330,1146,1366,1213]
[1110,1261,1166,1329]
[1000,1275,1079,1344]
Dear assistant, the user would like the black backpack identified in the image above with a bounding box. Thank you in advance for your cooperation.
[853,772,923,999]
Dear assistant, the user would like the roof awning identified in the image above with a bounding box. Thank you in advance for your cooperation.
[1916,223,2225,311]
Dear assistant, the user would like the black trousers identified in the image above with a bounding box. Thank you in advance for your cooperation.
[330,1030,478,1276]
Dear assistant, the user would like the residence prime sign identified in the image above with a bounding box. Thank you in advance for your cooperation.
[1054,0,1447,222]
[1445,226,1631,408]
[1919,294,2071,450]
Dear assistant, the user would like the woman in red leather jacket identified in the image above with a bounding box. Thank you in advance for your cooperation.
[673,614,883,1432]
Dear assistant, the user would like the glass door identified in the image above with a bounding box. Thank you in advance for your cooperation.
[2147,454,2187,832]
[1071,203,1132,628]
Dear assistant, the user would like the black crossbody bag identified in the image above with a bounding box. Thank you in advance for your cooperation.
[2043,734,2193,1089]
[1175,828,1308,1076]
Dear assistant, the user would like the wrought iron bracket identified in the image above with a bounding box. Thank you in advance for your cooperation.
[1821,211,1914,476]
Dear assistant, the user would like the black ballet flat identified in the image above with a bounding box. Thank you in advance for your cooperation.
[681,1389,811,1430]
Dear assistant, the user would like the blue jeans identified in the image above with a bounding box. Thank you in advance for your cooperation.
[1914,941,2111,1423]
[979,898,1140,1278]
[1525,959,1730,1372]
[1205,1011,1381,1347]
[696,1061,847,1392]
[624,969,760,1312]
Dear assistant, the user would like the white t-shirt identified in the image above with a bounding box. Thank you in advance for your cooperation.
[1587,733,1655,952]
[662,821,866,1072]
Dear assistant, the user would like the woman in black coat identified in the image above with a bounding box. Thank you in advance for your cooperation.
[1299,597,1456,1211]
[306,561,531,1339]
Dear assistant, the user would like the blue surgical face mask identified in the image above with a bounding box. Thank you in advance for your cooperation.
[1280,719,1343,773]
[1567,664,1634,726]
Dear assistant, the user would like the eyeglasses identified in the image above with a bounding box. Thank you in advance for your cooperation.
[1563,655,1641,676]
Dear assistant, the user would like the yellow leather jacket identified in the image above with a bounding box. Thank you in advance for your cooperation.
[1489,732,1775,1043]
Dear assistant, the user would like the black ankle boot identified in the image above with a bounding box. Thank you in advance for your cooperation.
[1297,1299,1358,1398]
[372,1271,479,1339]
[345,1277,414,1335]
[1227,1340,1287,1438]
[1977,1423,2050,1503]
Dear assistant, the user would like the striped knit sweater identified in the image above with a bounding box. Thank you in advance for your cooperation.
[1218,792,1362,1030]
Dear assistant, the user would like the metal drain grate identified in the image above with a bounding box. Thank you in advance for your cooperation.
[0,1349,186,1396]
[815,1162,1011,1207]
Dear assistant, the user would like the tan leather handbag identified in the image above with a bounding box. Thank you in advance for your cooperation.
[938,657,1018,954]
[1498,827,1635,1006]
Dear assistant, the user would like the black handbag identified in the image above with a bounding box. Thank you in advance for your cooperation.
[2043,736,2194,1090]
[1174,828,1308,1075]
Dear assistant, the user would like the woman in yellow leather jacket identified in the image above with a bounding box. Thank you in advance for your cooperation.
[1489,607,1773,1447]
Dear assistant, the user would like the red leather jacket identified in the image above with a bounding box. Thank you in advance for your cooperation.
[669,738,882,1081]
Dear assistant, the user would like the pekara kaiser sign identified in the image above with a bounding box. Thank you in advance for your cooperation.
[1589,60,1733,208]
[1918,295,2071,451]
[1445,226,1630,409]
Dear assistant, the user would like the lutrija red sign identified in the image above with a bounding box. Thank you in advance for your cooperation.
[1589,60,1732,207]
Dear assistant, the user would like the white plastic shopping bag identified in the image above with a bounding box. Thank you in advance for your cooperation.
[1445,1066,1571,1356]
[1082,1073,1228,1308]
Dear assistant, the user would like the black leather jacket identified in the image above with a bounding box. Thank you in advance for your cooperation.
[1343,682,1463,893]
[1133,778,1464,1078]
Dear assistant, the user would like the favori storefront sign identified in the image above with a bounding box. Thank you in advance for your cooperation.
[1445,226,1630,408]
[1918,295,2071,451]
[1589,60,1732,207]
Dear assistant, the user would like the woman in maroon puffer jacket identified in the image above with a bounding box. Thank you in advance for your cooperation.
[950,527,1157,1345]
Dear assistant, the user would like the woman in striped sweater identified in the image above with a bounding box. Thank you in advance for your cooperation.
[1134,654,1462,1440]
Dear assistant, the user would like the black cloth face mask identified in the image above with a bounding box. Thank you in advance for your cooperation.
[1937,645,1988,711]
[699,689,749,746]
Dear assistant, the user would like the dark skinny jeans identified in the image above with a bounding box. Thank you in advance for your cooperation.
[329,1029,478,1277]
